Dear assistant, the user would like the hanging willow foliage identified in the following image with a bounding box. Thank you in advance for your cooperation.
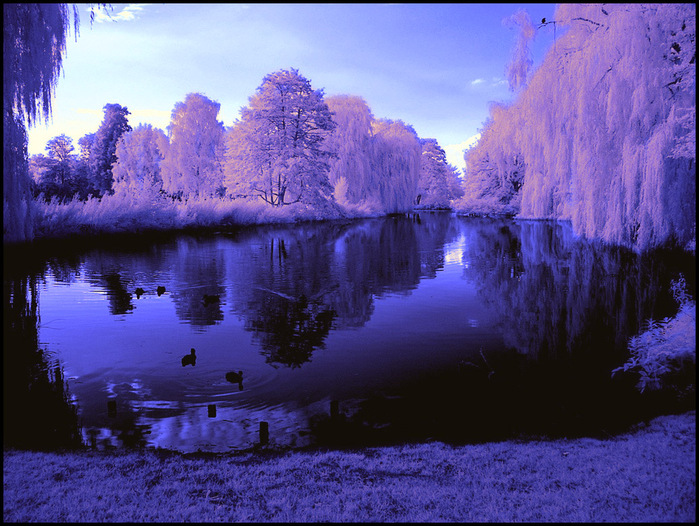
[3,4,79,126]
[3,4,89,243]
[463,4,695,251]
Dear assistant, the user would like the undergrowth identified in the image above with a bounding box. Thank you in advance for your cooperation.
[613,275,696,395]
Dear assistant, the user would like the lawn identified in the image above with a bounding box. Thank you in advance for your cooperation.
[3,411,695,522]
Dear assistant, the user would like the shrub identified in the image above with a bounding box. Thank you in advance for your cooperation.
[613,275,696,394]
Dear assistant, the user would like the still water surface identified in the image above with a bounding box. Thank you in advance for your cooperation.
[4,214,695,452]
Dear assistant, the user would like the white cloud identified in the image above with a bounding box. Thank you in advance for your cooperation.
[443,134,481,173]
[470,77,507,88]
[91,4,147,23]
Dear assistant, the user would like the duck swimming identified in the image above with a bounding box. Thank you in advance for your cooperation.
[225,370,244,391]
[181,348,196,367]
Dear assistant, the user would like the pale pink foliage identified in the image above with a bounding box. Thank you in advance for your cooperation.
[112,124,168,197]
[416,139,464,208]
[324,96,423,214]
[325,95,374,205]
[369,119,422,214]
[161,93,226,199]
[224,69,336,207]
[463,4,696,250]
[504,9,536,91]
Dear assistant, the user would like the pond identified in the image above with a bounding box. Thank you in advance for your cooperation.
[3,213,695,452]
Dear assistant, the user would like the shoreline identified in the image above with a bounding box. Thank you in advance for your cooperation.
[4,410,695,522]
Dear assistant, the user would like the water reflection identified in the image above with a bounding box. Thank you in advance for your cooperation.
[170,237,226,329]
[461,219,693,361]
[4,214,695,452]
[3,274,82,449]
[247,294,336,368]
[226,216,458,366]
[94,272,134,315]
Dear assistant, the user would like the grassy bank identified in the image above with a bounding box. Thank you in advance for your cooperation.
[3,411,695,522]
[29,192,379,243]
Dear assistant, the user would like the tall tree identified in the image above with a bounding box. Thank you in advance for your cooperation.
[416,138,464,208]
[31,134,93,201]
[77,132,95,163]
[45,133,74,164]
[3,4,80,242]
[112,124,168,197]
[225,68,337,207]
[161,93,225,199]
[464,3,695,250]
[324,95,374,206]
[42,134,74,196]
[370,119,421,214]
[89,103,131,195]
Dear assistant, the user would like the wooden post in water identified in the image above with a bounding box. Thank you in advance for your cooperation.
[259,421,269,445]
[208,404,216,418]
[87,428,98,449]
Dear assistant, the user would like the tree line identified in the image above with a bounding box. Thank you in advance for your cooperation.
[29,68,464,214]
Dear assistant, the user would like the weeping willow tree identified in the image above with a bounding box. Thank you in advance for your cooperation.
[370,119,422,214]
[324,95,375,206]
[2,4,103,243]
[463,4,696,251]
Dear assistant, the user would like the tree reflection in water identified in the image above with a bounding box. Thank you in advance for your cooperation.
[248,294,336,368]
[3,274,82,449]
[8,215,693,451]
[461,219,692,362]
[235,215,454,367]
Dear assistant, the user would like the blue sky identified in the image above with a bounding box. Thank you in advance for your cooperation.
[26,3,558,171]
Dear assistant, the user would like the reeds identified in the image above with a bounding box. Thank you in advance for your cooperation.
[32,193,358,241]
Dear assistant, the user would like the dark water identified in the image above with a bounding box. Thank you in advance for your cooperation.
[3,214,695,452]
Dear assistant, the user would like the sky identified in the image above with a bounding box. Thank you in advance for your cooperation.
[26,3,558,172]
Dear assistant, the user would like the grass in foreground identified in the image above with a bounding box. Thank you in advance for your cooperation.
[3,411,695,522]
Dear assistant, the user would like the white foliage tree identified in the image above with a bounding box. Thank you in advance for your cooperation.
[463,3,695,250]
[416,138,464,208]
[324,95,374,206]
[112,124,168,198]
[224,68,336,207]
[313,95,427,214]
[161,93,226,199]
[504,9,536,91]
[462,103,526,211]
[369,119,421,214]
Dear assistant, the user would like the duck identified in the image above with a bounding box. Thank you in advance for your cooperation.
[135,287,145,298]
[202,294,220,305]
[181,348,196,367]
[156,286,166,296]
[225,370,244,391]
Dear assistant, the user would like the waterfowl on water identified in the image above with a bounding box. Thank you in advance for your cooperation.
[181,348,196,367]
[226,370,244,391]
